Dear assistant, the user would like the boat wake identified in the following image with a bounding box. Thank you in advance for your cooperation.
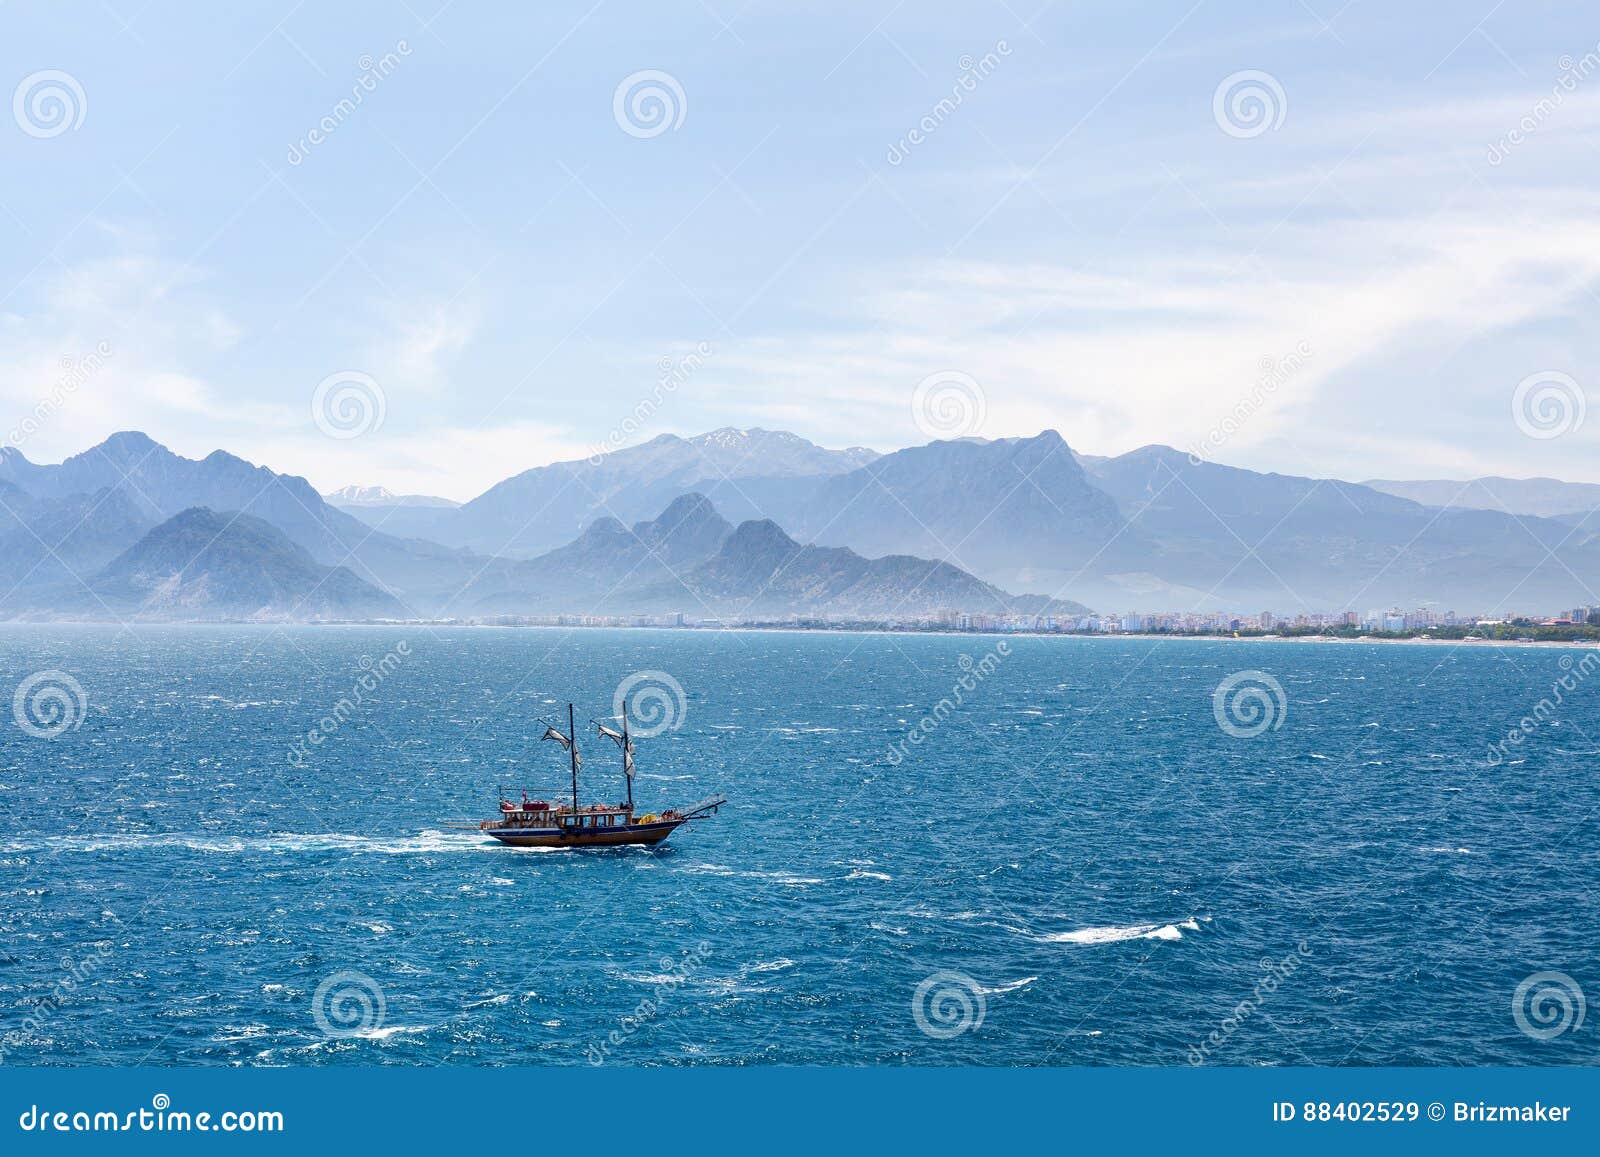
[0,830,491,855]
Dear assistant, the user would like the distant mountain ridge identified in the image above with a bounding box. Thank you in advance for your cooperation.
[459,493,1087,620]
[82,508,403,620]
[325,485,460,509]
[13,426,1600,618]
[341,427,879,556]
[0,433,1070,623]
[1362,476,1600,519]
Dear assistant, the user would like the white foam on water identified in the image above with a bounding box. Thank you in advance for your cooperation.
[354,1024,428,1041]
[1038,917,1202,946]
[747,958,795,974]
[979,976,1037,995]
[845,869,892,881]
[614,971,689,986]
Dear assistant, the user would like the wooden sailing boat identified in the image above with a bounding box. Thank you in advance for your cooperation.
[474,703,724,848]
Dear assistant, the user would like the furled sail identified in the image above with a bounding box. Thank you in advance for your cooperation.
[596,723,636,778]
[542,725,579,768]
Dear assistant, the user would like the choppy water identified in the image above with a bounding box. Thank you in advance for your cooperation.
[1,625,1596,1065]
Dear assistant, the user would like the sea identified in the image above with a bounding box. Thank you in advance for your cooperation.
[1,624,1595,1066]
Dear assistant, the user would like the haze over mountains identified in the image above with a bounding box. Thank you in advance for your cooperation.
[3,425,1599,622]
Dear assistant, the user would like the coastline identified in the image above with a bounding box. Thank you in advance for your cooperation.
[2,619,1597,649]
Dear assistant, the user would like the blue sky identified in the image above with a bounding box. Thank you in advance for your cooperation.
[4,1,1600,498]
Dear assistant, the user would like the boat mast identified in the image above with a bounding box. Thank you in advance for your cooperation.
[622,703,634,816]
[568,702,579,816]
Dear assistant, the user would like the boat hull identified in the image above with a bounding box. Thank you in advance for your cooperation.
[486,819,685,848]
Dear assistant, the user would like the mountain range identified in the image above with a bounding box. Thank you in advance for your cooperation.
[4,426,1599,621]
[0,431,1074,622]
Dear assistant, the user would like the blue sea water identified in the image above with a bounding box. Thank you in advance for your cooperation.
[1,624,1596,1067]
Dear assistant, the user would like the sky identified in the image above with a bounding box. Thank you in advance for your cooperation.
[4,1,1600,500]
